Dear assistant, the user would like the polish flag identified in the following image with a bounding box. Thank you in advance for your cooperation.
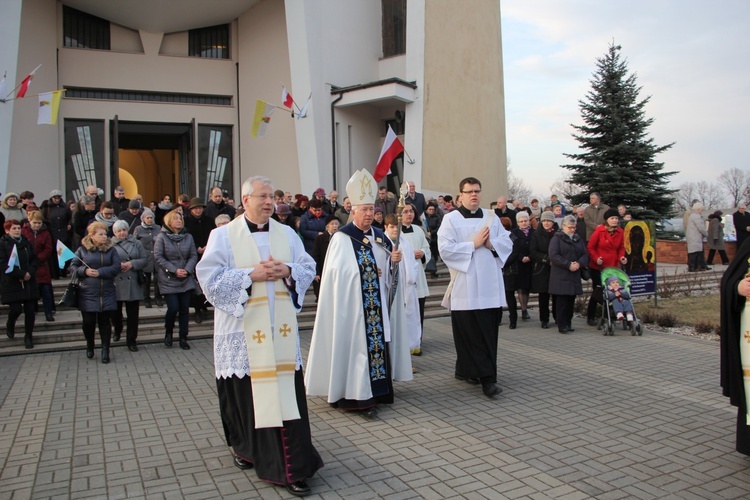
[16,65,41,98]
[281,86,294,109]
[373,125,404,182]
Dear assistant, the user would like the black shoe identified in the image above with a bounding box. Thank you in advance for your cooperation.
[587,318,597,326]
[5,323,14,339]
[144,299,152,309]
[165,333,173,347]
[541,322,549,329]
[558,328,570,334]
[233,455,254,470]
[522,310,531,320]
[155,298,164,307]
[101,347,110,364]
[113,332,121,342]
[362,407,378,420]
[482,382,502,397]
[286,480,311,497]
[24,336,33,349]
[194,312,203,324]
[567,327,575,332]
[509,322,516,329]
[703,266,712,271]
[455,374,480,385]
[179,339,190,350]
[45,314,55,322]
[128,344,139,352]
[86,341,95,359]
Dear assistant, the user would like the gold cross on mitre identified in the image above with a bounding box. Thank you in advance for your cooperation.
[345,169,376,205]
[253,329,267,344]
[279,323,291,337]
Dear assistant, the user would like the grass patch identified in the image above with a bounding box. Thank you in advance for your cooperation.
[636,294,719,329]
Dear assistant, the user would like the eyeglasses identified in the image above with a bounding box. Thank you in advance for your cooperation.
[461,189,482,194]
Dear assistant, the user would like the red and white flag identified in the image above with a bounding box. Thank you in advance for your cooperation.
[281,86,294,109]
[373,125,404,182]
[16,65,41,99]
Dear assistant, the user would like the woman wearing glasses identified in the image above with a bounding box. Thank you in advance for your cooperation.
[548,215,589,334]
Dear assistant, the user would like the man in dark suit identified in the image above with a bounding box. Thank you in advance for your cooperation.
[405,181,427,224]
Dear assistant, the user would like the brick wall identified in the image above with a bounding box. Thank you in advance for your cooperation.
[656,240,737,264]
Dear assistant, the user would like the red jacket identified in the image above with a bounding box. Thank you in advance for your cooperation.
[587,224,625,271]
[22,223,53,285]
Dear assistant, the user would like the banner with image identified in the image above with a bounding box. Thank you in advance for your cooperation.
[623,220,657,296]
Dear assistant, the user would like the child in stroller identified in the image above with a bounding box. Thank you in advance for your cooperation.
[606,275,634,322]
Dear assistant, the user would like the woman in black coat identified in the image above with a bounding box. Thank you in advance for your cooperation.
[511,211,534,320]
[720,238,750,456]
[1,219,40,348]
[530,212,558,329]
[499,217,520,329]
[548,215,589,334]
[70,221,121,363]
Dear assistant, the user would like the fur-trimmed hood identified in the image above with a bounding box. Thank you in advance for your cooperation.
[80,235,115,252]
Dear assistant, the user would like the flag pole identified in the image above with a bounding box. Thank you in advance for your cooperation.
[4,64,42,100]
[3,88,66,103]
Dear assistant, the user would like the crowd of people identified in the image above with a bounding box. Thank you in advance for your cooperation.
[4,174,749,495]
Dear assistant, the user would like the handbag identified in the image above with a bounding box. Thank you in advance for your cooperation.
[580,267,591,281]
[59,275,80,308]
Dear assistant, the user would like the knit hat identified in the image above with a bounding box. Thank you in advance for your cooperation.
[128,199,141,209]
[49,189,63,198]
[325,214,338,226]
[374,206,383,213]
[313,187,326,196]
[606,276,620,286]
[140,208,155,220]
[603,208,619,221]
[540,211,555,222]
[275,203,291,215]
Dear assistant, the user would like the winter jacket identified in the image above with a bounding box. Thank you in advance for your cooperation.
[183,212,215,255]
[70,237,121,312]
[529,223,557,294]
[133,223,161,273]
[203,200,236,222]
[21,223,53,285]
[707,214,726,250]
[511,227,534,290]
[299,210,327,254]
[112,236,147,302]
[153,228,198,295]
[0,233,40,304]
[502,231,520,292]
[548,230,589,297]
[40,198,73,244]
[0,196,27,222]
[586,224,625,271]
[686,212,707,253]
[73,208,97,240]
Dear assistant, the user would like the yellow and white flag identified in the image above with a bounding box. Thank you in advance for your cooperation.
[38,90,63,125]
[251,99,276,138]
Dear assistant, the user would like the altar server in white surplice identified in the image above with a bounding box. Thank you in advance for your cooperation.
[438,176,513,399]
[399,202,431,354]
[195,176,322,497]
[305,170,412,420]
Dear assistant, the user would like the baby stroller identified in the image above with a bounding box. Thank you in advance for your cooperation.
[598,267,643,336]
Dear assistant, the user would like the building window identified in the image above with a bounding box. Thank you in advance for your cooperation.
[63,6,110,50]
[65,87,232,106]
[189,24,230,59]
[382,0,406,57]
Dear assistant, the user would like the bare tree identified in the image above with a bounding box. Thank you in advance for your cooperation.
[717,168,748,208]
[548,176,586,207]
[675,181,723,212]
[673,182,697,213]
[507,168,533,204]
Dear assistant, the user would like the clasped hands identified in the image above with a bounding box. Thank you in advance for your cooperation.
[250,256,291,282]
[473,227,493,250]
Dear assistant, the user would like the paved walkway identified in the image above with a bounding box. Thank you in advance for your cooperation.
[1,315,749,499]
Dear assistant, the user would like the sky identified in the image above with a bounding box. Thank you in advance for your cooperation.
[500,0,750,200]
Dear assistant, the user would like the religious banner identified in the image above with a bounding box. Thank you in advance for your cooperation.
[64,119,105,203]
[623,220,657,296]
[198,124,233,202]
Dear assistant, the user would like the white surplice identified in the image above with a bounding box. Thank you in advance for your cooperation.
[304,227,412,403]
[391,235,421,350]
[195,222,315,379]
[437,208,513,311]
[402,225,431,299]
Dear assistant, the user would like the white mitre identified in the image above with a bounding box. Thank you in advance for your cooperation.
[345,169,377,206]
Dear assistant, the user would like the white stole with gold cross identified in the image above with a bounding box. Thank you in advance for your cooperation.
[741,295,750,424]
[227,217,300,428]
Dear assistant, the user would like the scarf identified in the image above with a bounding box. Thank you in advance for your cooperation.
[94,212,117,227]
[163,227,187,242]
[158,201,173,211]
[141,221,154,230]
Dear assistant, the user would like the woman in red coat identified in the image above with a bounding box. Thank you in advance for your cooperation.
[22,210,55,322]
[585,208,627,325]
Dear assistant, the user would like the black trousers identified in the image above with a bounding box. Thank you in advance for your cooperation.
[706,249,728,265]
[500,289,517,326]
[587,269,602,320]
[451,308,501,384]
[555,295,576,331]
[82,311,113,346]
[113,300,140,345]
[537,292,556,323]
[7,300,36,337]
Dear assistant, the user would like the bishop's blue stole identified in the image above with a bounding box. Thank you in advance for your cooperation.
[339,223,392,398]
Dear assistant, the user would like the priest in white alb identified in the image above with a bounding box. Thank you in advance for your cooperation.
[438,176,513,398]
[305,169,412,420]
[196,175,322,497]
